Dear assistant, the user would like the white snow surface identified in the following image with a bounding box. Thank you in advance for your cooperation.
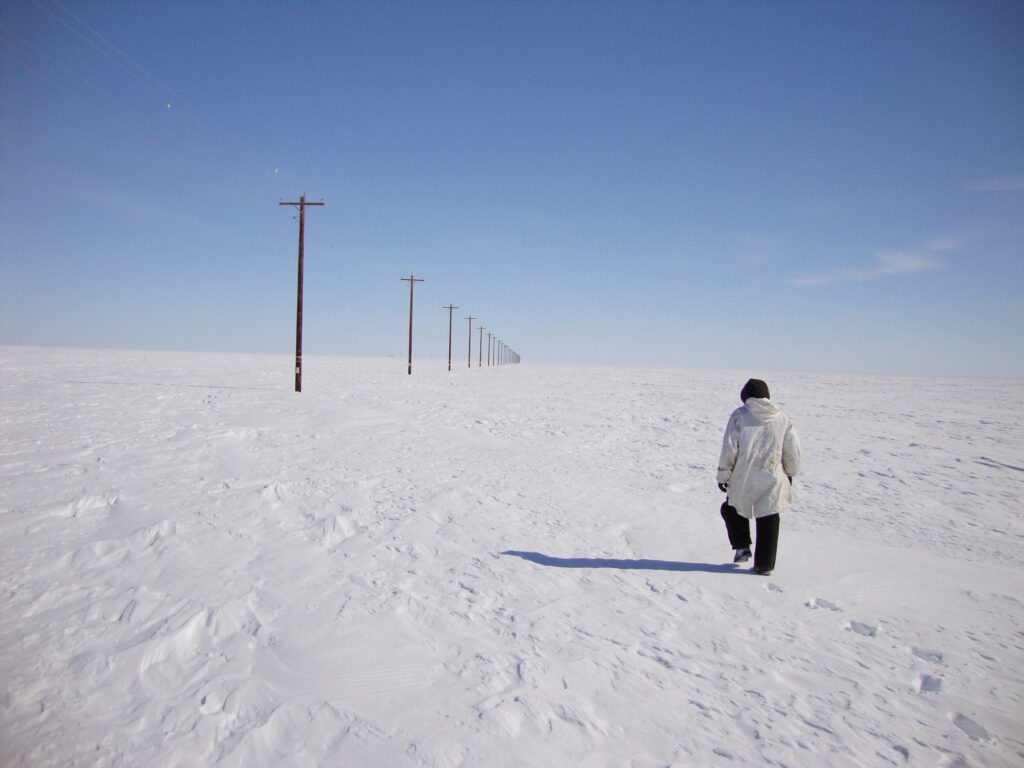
[2,347,1023,767]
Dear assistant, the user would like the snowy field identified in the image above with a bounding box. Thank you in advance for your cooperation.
[1,346,1022,768]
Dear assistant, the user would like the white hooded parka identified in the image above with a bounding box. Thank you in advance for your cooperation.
[717,398,802,519]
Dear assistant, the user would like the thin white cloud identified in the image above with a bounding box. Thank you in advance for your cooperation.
[923,237,961,253]
[790,242,948,287]
[965,173,1024,192]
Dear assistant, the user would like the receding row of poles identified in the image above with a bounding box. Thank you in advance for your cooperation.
[412,275,520,375]
[280,195,519,390]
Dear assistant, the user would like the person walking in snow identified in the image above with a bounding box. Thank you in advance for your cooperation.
[716,378,802,575]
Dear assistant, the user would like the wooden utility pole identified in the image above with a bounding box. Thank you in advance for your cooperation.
[279,194,324,393]
[465,315,476,367]
[478,326,485,367]
[443,305,458,372]
[402,274,424,375]
[487,332,493,366]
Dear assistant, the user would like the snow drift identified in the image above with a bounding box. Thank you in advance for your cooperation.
[1,347,1022,767]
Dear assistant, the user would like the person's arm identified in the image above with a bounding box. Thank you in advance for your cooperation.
[717,414,739,490]
[782,421,802,481]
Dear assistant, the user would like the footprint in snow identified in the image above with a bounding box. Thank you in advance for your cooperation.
[951,713,989,740]
[845,621,878,637]
[912,647,943,664]
[260,482,291,505]
[805,598,841,611]
[917,674,942,693]
[762,582,783,593]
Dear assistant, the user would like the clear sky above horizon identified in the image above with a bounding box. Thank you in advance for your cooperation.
[2,1,1022,377]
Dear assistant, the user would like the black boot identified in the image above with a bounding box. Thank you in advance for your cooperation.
[720,501,751,550]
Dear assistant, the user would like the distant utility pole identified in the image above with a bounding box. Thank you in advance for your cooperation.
[443,305,459,372]
[279,194,324,393]
[402,274,424,375]
[478,326,486,367]
[465,315,476,368]
[487,332,493,366]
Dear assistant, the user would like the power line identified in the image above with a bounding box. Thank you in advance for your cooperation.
[28,0,278,176]
[0,22,146,120]
[0,47,127,127]
[33,0,190,113]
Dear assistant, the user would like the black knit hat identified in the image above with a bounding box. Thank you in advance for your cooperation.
[741,378,770,402]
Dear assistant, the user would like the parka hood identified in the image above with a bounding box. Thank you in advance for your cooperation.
[743,397,779,419]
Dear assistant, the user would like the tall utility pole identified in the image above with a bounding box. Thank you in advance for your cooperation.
[478,326,485,367]
[402,274,424,375]
[443,305,459,372]
[487,332,493,366]
[279,194,324,393]
[465,315,476,368]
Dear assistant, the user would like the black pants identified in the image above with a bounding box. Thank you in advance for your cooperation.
[720,501,780,572]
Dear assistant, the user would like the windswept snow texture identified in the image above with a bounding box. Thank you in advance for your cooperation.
[2,347,1023,767]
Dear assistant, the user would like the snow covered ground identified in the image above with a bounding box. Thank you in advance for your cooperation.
[1,346,1022,767]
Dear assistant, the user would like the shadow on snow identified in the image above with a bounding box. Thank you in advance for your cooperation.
[501,550,749,574]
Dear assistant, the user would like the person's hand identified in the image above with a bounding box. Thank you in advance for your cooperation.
[717,482,728,493]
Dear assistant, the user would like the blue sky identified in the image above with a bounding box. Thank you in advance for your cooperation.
[1,1,1022,376]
